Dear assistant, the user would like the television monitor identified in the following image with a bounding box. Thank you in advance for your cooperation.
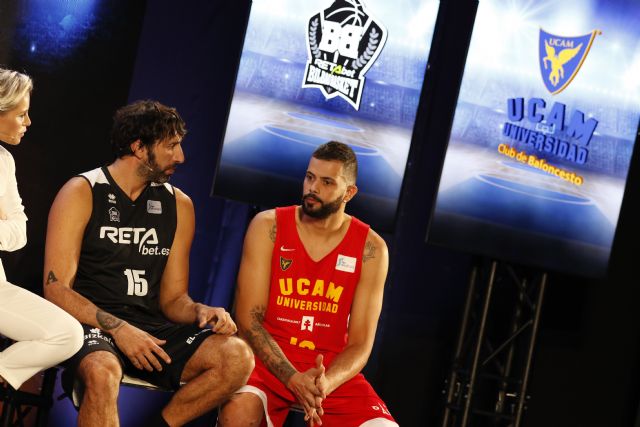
[212,0,440,231]
[428,0,640,277]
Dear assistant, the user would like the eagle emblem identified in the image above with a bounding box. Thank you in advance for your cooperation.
[280,256,293,271]
[539,29,600,95]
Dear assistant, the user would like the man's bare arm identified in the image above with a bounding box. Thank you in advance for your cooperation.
[43,178,121,328]
[156,188,196,323]
[236,211,296,382]
[235,211,323,417]
[157,188,236,334]
[317,229,389,396]
[244,303,296,382]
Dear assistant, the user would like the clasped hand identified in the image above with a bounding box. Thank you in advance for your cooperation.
[287,355,327,426]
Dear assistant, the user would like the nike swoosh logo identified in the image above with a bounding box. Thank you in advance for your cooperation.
[280,245,295,252]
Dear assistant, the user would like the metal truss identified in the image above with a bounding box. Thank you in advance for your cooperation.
[441,259,547,427]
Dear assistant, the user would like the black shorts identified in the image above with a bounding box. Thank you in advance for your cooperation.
[64,323,213,391]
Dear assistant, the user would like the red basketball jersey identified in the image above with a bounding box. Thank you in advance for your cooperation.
[264,205,370,364]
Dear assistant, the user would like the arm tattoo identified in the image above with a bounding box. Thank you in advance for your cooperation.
[96,309,123,331]
[250,305,266,324]
[45,270,76,287]
[246,305,296,383]
[363,240,376,263]
[269,223,277,243]
[45,270,58,285]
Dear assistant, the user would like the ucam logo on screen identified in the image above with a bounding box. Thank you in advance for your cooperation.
[302,0,388,110]
[538,29,600,95]
[500,28,602,169]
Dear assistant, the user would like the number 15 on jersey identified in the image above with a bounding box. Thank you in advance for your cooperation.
[124,269,148,296]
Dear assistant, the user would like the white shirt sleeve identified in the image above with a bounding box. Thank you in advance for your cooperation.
[0,146,28,252]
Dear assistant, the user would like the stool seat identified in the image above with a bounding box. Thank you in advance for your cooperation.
[121,374,170,391]
[66,370,180,408]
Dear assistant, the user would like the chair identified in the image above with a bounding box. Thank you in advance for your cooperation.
[1,333,183,427]
[65,371,176,408]
[0,336,57,427]
[283,404,308,427]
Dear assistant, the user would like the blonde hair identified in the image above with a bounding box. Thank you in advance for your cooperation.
[0,68,33,113]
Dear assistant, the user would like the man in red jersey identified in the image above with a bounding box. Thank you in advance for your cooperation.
[219,141,398,426]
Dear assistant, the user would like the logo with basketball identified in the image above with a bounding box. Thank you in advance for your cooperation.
[302,0,388,110]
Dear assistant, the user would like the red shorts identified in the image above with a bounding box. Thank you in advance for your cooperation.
[238,357,397,427]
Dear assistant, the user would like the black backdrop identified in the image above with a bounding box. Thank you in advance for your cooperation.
[1,0,640,426]
[0,0,147,295]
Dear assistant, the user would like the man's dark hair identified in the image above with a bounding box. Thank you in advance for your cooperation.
[311,141,358,184]
[110,100,187,159]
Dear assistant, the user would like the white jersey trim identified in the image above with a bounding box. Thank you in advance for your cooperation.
[360,418,399,427]
[80,168,175,195]
[234,385,398,426]
[235,385,275,427]
[80,167,108,187]
[150,181,175,195]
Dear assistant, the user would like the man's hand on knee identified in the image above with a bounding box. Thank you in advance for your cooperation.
[195,304,237,335]
[111,322,172,371]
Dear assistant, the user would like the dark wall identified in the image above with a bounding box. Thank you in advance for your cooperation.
[0,0,147,294]
[373,0,477,423]
[0,2,157,425]
[126,0,252,309]
[522,150,640,427]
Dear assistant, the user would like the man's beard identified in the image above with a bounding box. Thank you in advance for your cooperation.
[138,150,175,184]
[301,193,344,219]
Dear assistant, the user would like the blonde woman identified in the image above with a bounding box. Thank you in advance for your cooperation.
[0,67,83,390]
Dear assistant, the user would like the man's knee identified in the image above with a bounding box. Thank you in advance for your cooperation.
[183,335,254,392]
[219,336,254,381]
[218,393,264,427]
[78,352,122,396]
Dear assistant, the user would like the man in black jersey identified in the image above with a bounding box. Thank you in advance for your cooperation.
[43,100,254,427]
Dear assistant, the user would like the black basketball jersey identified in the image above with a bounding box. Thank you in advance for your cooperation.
[74,166,177,329]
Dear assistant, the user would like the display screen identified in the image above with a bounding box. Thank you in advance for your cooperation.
[428,0,640,276]
[212,0,439,231]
